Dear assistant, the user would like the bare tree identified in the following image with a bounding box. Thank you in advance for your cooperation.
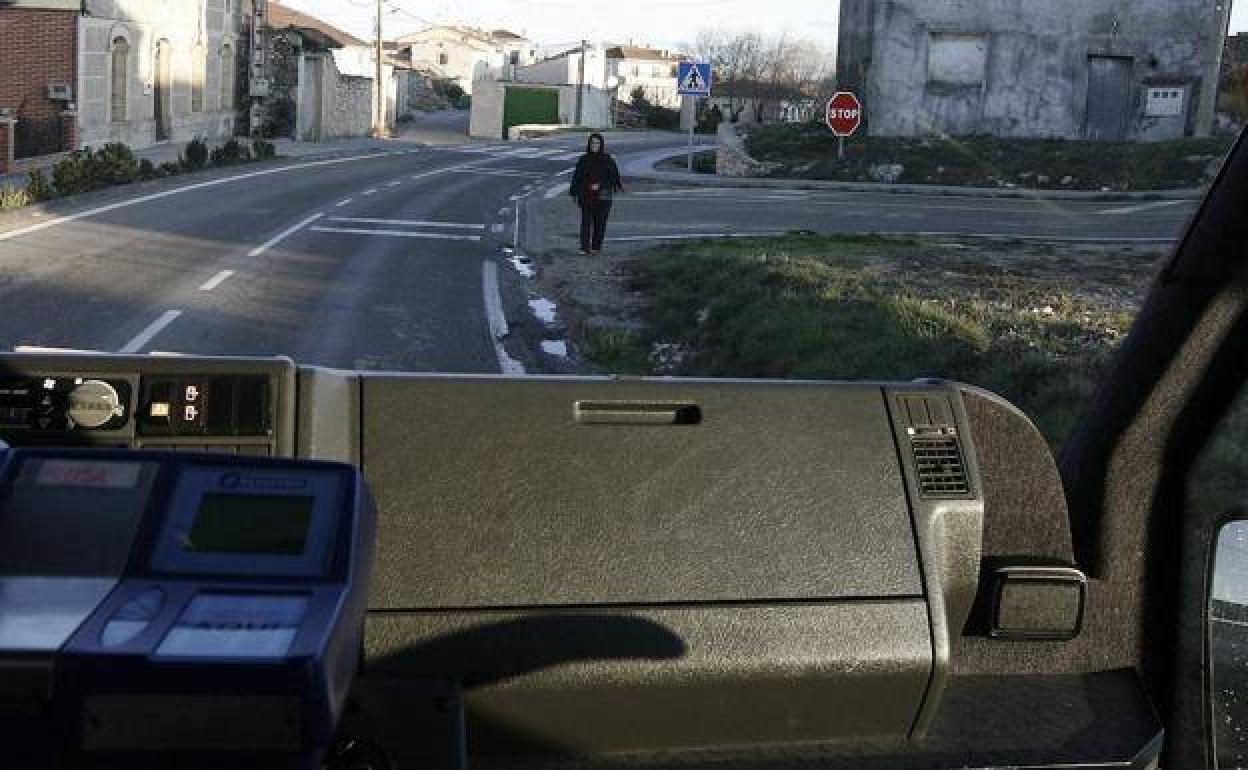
[694,29,834,123]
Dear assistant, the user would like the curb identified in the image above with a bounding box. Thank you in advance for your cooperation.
[624,152,1208,202]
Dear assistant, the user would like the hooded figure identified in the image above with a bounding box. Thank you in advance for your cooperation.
[569,132,624,254]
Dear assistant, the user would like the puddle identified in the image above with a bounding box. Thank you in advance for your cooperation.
[509,254,536,278]
[541,340,569,357]
[529,297,558,325]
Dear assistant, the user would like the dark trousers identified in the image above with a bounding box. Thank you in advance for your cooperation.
[579,199,612,251]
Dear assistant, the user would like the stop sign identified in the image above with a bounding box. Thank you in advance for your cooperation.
[826,92,862,137]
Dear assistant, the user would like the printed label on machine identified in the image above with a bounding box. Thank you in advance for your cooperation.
[155,595,308,658]
[36,460,143,489]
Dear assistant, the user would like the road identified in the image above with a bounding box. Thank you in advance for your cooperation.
[528,179,1199,252]
[0,121,1203,376]
[0,131,635,373]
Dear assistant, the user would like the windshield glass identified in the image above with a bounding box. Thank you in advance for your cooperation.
[0,0,1243,454]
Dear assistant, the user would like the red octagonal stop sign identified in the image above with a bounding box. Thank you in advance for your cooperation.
[826,92,862,137]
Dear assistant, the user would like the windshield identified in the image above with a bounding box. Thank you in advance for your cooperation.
[0,0,1242,460]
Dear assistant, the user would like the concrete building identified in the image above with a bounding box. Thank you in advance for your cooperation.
[515,45,610,93]
[395,26,537,95]
[606,45,684,109]
[837,0,1234,140]
[77,0,257,151]
[0,0,80,171]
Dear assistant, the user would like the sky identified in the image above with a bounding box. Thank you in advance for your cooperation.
[281,0,1247,53]
[276,0,838,52]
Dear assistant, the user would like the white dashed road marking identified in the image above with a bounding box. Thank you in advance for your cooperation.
[362,189,378,196]
[198,270,234,291]
[545,182,571,199]
[335,198,354,207]
[310,226,482,241]
[120,310,183,353]
[1098,199,1191,215]
[248,212,324,257]
[329,217,485,230]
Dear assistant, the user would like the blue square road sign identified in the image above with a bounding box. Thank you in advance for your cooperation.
[677,62,713,96]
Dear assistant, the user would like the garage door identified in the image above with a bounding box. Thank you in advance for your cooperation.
[502,88,559,140]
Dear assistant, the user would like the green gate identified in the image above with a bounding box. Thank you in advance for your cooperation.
[502,87,559,140]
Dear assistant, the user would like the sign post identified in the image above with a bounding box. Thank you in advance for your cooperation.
[677,62,713,172]
[825,91,862,162]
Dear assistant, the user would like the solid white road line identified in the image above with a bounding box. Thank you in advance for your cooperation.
[606,232,789,242]
[386,181,402,187]
[329,217,485,230]
[335,198,354,207]
[198,270,234,291]
[120,310,183,353]
[544,182,571,200]
[1098,199,1191,215]
[482,260,525,375]
[362,189,378,196]
[0,152,417,243]
[310,226,482,241]
[248,212,324,257]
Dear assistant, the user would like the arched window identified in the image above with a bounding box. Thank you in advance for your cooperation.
[192,43,205,112]
[110,37,130,122]
[220,44,234,109]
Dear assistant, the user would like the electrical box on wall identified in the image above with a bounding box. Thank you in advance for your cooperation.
[1145,86,1186,117]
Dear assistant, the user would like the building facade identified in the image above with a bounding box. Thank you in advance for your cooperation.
[515,45,609,91]
[0,0,80,167]
[77,0,256,150]
[396,26,536,95]
[607,45,683,109]
[837,0,1233,140]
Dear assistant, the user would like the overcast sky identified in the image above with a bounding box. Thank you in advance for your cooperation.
[279,0,1246,52]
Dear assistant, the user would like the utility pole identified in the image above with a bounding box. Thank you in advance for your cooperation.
[374,0,385,138]
[575,39,586,126]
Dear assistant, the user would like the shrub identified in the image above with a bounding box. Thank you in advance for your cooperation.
[26,169,54,202]
[52,149,99,196]
[93,143,139,186]
[158,161,181,177]
[138,159,157,180]
[209,138,247,167]
[1,185,31,210]
[251,138,277,160]
[182,138,209,171]
[643,104,680,131]
[454,94,471,110]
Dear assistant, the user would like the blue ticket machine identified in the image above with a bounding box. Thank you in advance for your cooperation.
[0,447,376,770]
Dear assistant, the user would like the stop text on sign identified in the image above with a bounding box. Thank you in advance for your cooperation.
[826,91,863,137]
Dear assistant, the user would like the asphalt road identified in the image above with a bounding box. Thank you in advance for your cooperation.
[0,124,1204,375]
[528,180,1200,251]
[0,133,617,373]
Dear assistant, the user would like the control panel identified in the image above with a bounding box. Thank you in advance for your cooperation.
[0,446,375,770]
[0,353,295,456]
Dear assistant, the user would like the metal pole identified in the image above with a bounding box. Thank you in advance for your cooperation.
[374,0,384,138]
[687,95,694,172]
[838,135,845,162]
[575,39,586,126]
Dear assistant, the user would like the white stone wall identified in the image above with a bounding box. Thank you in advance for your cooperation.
[295,51,374,141]
[517,49,609,89]
[401,29,503,95]
[331,75,373,138]
[612,57,681,109]
[469,79,506,138]
[78,0,248,149]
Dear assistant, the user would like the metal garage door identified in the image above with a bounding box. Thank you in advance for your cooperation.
[502,87,559,140]
[1086,56,1133,141]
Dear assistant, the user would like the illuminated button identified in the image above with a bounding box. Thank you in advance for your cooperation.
[149,402,171,418]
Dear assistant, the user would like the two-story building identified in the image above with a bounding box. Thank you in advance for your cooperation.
[606,45,685,109]
[395,26,537,95]
[76,0,258,151]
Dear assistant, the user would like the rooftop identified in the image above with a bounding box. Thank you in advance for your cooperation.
[267,1,367,48]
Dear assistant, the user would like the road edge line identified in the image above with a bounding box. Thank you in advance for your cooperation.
[482,260,525,375]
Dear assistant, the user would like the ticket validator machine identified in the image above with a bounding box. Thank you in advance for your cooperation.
[0,443,376,770]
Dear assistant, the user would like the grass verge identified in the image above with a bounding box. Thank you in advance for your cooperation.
[744,124,1234,191]
[581,233,1156,451]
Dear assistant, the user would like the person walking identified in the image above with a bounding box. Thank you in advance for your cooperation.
[569,132,624,255]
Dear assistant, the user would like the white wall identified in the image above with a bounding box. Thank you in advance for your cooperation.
[611,56,680,108]
[78,0,247,149]
[469,81,614,139]
[331,45,374,79]
[469,79,506,138]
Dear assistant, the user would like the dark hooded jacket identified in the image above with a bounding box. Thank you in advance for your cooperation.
[569,133,623,205]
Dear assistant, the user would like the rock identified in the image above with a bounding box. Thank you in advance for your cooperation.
[1037,174,1051,185]
[1101,186,1111,192]
[1205,157,1224,180]
[1018,171,1035,180]
[936,166,946,174]
[1061,175,1075,186]
[649,342,690,374]
[1005,183,1018,189]
[868,163,905,184]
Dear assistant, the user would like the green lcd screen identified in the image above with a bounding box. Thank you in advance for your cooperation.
[186,494,313,555]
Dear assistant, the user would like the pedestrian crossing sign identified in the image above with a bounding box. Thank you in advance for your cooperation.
[677,62,713,96]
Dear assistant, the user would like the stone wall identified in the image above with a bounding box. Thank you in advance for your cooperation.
[714,122,781,178]
[840,0,1231,140]
[331,74,373,138]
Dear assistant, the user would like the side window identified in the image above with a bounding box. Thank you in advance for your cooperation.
[192,43,205,112]
[220,44,234,109]
[110,37,129,123]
